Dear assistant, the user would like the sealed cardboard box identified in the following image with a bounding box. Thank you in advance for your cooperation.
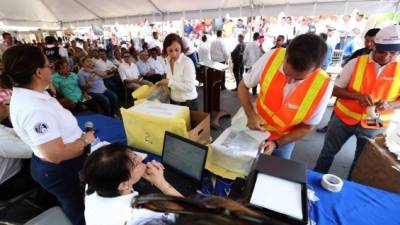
[351,140,400,193]
[121,102,210,156]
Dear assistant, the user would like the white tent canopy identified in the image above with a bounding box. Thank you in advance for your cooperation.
[0,0,398,28]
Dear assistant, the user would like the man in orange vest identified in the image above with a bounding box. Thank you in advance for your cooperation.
[314,25,400,176]
[238,34,333,159]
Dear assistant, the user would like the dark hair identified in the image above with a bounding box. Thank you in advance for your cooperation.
[216,30,223,37]
[364,28,380,38]
[1,45,45,89]
[54,59,68,71]
[162,33,184,55]
[277,35,285,41]
[286,33,327,71]
[2,32,11,39]
[80,143,136,197]
[98,48,106,53]
[238,34,244,39]
[320,33,328,41]
[201,35,207,42]
[253,32,260,41]
[45,36,57,45]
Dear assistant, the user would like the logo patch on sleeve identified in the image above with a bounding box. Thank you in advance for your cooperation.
[34,122,49,134]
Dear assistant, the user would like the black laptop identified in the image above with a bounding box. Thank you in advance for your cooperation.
[160,131,208,196]
[133,132,208,196]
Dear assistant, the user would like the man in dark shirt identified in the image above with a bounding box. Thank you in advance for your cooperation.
[343,28,381,65]
[231,34,245,90]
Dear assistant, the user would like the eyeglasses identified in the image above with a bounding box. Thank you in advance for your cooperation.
[131,194,279,224]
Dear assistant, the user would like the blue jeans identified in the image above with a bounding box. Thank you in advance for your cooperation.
[31,154,86,225]
[272,142,296,159]
[314,113,385,176]
[89,90,119,116]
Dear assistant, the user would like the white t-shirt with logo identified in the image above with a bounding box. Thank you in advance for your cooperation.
[9,87,82,158]
[85,191,174,225]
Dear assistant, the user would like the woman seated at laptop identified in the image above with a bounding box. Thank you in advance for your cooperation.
[80,143,181,225]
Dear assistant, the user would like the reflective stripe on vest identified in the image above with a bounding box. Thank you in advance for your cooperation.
[256,48,330,138]
[335,55,400,128]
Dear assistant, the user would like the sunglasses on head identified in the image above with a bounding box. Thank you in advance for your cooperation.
[131,194,285,225]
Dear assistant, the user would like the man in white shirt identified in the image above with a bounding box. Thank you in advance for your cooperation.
[198,35,211,62]
[314,25,400,177]
[243,32,263,95]
[210,30,229,89]
[182,36,198,67]
[136,50,163,83]
[148,45,167,77]
[238,34,333,159]
[0,101,35,200]
[0,32,13,59]
[118,52,152,91]
[148,31,162,50]
[95,49,123,99]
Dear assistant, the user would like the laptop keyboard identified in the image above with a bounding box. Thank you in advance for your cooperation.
[164,170,199,196]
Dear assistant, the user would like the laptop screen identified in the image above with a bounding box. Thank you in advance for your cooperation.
[250,173,304,220]
[162,132,207,181]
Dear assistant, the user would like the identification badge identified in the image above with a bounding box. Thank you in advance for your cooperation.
[380,76,394,81]
[287,103,299,110]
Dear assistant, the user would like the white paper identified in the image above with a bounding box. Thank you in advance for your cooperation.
[250,173,303,220]
[129,101,186,118]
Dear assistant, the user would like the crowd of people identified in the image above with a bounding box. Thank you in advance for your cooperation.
[0,12,399,225]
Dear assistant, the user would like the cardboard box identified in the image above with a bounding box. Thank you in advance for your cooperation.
[121,106,210,156]
[188,111,211,145]
[351,140,400,193]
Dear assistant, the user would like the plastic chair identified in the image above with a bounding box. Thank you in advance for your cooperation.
[24,206,72,225]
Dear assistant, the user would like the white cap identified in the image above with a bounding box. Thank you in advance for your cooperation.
[148,41,157,50]
[375,25,400,52]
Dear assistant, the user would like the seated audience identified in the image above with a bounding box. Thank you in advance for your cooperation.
[80,143,180,225]
[78,56,120,117]
[157,34,199,111]
[149,45,167,77]
[118,52,153,91]
[113,49,123,67]
[136,50,163,83]
[95,48,123,98]
[53,59,98,112]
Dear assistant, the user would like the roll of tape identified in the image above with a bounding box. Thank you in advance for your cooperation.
[321,174,343,192]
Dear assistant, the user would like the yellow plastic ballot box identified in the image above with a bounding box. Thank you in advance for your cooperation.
[121,101,210,156]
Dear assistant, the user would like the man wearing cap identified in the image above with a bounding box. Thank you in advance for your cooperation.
[314,25,400,177]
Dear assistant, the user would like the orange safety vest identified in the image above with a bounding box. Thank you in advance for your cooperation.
[255,48,331,140]
[334,54,400,129]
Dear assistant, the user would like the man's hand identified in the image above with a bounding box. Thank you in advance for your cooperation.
[356,93,373,107]
[247,112,266,131]
[375,100,394,111]
[259,140,278,155]
[87,80,94,88]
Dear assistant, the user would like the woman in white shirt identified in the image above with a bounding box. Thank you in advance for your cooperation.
[2,45,95,225]
[157,34,199,111]
[81,143,181,225]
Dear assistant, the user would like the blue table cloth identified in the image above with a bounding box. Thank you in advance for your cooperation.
[76,114,400,225]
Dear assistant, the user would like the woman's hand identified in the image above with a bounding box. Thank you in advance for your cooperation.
[156,79,169,86]
[83,131,95,143]
[143,160,166,187]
